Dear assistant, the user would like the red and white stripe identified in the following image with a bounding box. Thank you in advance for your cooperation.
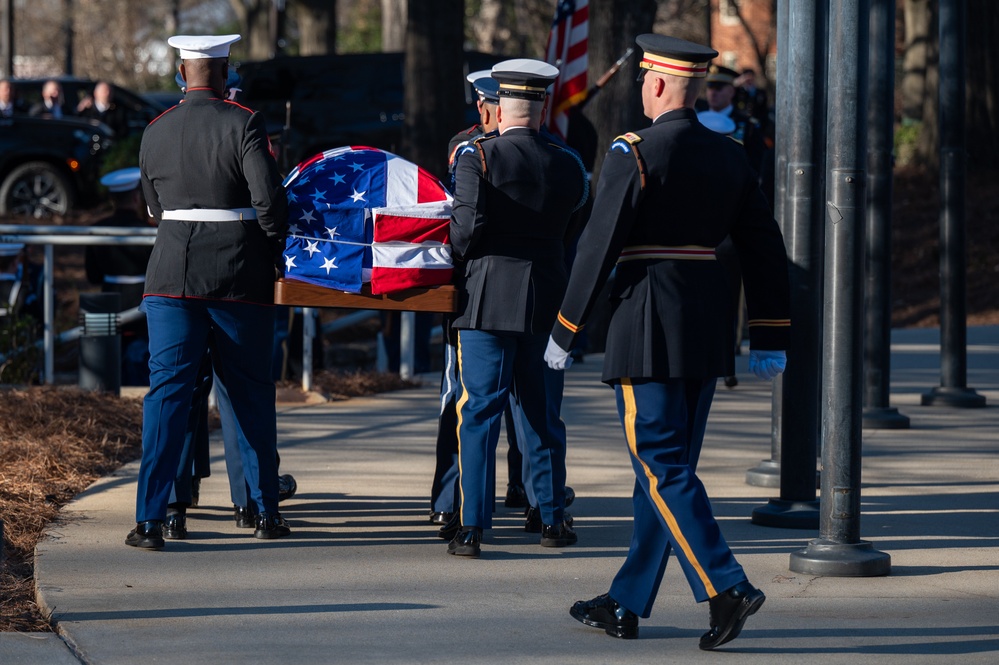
[544,0,589,140]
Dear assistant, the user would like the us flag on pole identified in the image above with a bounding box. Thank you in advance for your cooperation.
[281,146,453,295]
[544,0,589,140]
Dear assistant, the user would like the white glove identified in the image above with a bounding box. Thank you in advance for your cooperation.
[748,350,787,380]
[544,336,573,370]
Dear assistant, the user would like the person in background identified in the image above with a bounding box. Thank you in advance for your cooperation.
[0,78,27,118]
[546,34,790,650]
[77,81,129,137]
[28,79,71,119]
[700,65,765,177]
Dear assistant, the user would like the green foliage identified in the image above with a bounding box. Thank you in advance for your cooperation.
[0,314,42,385]
[894,119,922,167]
[339,0,383,53]
[100,134,143,178]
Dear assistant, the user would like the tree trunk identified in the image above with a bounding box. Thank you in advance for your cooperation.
[965,0,999,168]
[916,2,939,169]
[229,0,273,61]
[585,0,657,181]
[294,0,337,55]
[401,0,464,181]
[382,0,407,51]
[901,0,931,121]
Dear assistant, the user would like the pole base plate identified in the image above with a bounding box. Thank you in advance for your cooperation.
[790,539,891,576]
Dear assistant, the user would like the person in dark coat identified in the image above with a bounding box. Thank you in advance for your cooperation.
[77,81,129,137]
[84,167,154,385]
[446,59,588,558]
[700,64,765,177]
[126,33,290,550]
[28,79,72,119]
[546,34,790,650]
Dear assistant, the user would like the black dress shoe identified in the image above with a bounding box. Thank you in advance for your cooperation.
[278,474,298,502]
[564,486,575,508]
[541,520,577,547]
[724,375,739,388]
[524,506,542,533]
[447,527,481,557]
[234,505,256,528]
[254,512,291,539]
[569,593,639,639]
[504,484,528,509]
[437,511,461,540]
[125,521,165,550]
[429,511,453,525]
[163,512,188,540]
[699,581,766,650]
[527,507,573,533]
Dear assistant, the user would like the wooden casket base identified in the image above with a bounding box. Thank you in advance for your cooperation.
[274,279,458,312]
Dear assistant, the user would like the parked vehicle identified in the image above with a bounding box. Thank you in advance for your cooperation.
[0,115,113,218]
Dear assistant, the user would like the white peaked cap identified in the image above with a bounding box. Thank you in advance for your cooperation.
[167,34,241,60]
[100,167,142,193]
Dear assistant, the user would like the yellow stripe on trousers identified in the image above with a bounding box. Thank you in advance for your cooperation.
[454,333,469,527]
[620,378,717,598]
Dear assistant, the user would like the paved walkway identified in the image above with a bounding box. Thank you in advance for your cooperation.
[3,326,997,664]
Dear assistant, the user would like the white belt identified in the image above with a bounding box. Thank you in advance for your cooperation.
[162,208,257,222]
[104,275,146,285]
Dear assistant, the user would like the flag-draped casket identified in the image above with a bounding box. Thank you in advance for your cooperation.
[281,146,453,295]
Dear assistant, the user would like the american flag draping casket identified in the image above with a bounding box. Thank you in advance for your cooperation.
[280,146,453,295]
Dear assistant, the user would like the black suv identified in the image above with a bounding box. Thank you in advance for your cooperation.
[237,51,506,170]
[0,115,113,218]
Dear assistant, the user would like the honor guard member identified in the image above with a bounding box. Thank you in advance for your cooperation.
[127,33,290,550]
[699,64,765,176]
[545,34,790,649]
[84,168,154,385]
[446,58,587,558]
[432,69,532,535]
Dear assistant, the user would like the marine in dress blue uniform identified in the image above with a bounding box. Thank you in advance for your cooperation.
[126,34,290,550]
[446,59,588,558]
[546,35,790,649]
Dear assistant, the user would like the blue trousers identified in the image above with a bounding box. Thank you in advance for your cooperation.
[455,329,566,529]
[430,322,525,514]
[608,378,746,614]
[136,296,278,522]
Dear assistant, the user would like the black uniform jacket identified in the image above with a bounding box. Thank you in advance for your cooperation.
[551,107,790,383]
[139,87,287,305]
[450,126,587,334]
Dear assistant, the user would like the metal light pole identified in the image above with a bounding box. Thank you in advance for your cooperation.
[749,0,824,530]
[1,0,13,78]
[921,0,985,409]
[790,0,890,577]
[863,0,910,429]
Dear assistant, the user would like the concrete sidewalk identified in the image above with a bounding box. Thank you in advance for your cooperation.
[4,326,998,664]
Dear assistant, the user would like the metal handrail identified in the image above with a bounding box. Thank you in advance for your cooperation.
[1,225,157,384]
[0,224,410,386]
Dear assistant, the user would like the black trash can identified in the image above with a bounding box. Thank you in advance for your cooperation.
[78,292,121,395]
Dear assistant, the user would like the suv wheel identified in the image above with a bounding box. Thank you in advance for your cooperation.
[0,161,75,218]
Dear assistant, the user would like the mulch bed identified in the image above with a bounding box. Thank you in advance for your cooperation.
[0,372,417,633]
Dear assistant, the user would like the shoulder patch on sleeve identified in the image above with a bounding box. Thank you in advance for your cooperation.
[610,132,643,154]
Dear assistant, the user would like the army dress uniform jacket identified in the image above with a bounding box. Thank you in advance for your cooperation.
[551,107,790,384]
[450,127,587,334]
[139,88,287,305]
